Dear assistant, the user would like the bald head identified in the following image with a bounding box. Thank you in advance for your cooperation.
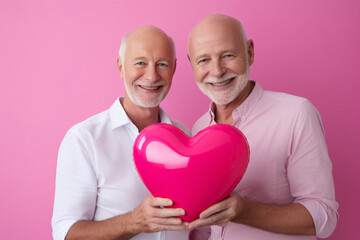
[119,25,175,64]
[188,14,248,59]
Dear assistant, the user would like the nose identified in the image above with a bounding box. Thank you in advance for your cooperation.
[210,59,225,78]
[144,65,160,82]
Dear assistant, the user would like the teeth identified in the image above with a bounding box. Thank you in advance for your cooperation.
[140,86,160,90]
[212,78,232,86]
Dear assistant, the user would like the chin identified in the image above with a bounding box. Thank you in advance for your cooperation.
[206,88,244,106]
[210,95,236,105]
[137,102,160,108]
[199,87,237,105]
[134,95,164,108]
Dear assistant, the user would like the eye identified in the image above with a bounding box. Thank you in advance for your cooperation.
[223,54,234,58]
[197,59,208,64]
[157,62,168,67]
[135,61,145,66]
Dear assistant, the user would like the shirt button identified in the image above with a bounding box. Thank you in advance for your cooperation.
[217,238,223,240]
[242,115,246,119]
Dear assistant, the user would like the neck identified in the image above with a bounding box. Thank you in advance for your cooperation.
[121,97,160,132]
[214,81,254,125]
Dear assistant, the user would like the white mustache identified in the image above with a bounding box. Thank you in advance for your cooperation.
[203,73,238,84]
[134,80,165,88]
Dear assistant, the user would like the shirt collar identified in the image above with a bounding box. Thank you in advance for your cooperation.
[207,81,264,125]
[109,97,172,129]
[159,107,172,124]
[110,97,131,129]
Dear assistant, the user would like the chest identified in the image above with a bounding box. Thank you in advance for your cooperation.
[234,114,295,204]
[92,129,151,216]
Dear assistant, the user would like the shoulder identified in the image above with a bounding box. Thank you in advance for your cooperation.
[260,90,324,132]
[65,109,111,140]
[170,119,191,136]
[261,90,319,115]
[263,90,309,106]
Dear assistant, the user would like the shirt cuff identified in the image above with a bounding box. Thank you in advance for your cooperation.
[52,219,78,240]
[297,200,338,238]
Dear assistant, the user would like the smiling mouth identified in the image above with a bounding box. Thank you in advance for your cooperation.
[138,85,162,90]
[210,77,235,86]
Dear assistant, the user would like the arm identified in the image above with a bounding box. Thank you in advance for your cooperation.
[189,101,338,237]
[52,129,187,240]
[188,192,315,235]
[66,197,187,240]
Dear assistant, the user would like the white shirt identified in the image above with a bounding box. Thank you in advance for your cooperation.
[52,98,191,240]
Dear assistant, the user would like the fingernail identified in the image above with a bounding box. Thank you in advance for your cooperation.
[180,210,185,215]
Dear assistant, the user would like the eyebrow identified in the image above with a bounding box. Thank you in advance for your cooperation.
[194,54,209,62]
[132,57,172,62]
[194,49,238,61]
[195,53,208,59]
[158,58,171,62]
[132,57,146,62]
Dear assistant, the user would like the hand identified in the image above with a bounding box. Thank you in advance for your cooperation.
[130,196,188,234]
[188,192,245,230]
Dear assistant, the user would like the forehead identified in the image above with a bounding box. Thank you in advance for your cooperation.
[189,22,245,57]
[125,33,174,60]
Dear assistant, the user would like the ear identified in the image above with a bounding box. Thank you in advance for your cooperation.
[247,40,255,66]
[187,53,194,69]
[173,58,177,74]
[117,57,125,79]
[187,53,192,63]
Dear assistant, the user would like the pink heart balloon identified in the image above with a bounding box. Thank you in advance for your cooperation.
[133,123,250,222]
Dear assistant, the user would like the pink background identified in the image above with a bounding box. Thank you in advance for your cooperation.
[1,0,359,239]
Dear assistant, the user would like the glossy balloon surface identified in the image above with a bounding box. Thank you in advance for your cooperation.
[133,123,250,222]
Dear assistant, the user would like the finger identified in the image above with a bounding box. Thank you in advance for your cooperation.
[188,218,210,230]
[189,216,224,229]
[160,224,188,231]
[199,203,228,219]
[204,208,232,225]
[190,208,231,229]
[152,216,185,225]
[145,221,188,233]
[151,197,174,207]
[155,207,186,218]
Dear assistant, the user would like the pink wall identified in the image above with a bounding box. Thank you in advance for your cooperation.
[1,0,359,239]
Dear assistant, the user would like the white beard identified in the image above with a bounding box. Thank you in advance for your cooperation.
[124,78,166,108]
[197,66,250,106]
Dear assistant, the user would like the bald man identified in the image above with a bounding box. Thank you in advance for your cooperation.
[187,14,338,239]
[52,26,190,240]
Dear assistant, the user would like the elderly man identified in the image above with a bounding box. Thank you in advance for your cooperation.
[52,26,190,240]
[187,14,338,239]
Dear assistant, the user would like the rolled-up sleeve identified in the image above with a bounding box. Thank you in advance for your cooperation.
[52,128,97,240]
[288,101,339,238]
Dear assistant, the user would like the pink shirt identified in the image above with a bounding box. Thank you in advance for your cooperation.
[192,82,338,240]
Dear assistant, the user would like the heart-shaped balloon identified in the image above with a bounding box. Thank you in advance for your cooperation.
[133,123,250,222]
